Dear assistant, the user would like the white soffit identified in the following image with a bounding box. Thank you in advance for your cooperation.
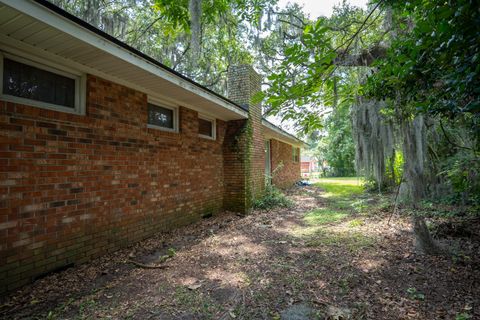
[0,0,248,121]
[262,120,305,147]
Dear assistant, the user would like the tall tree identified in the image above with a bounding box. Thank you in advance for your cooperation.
[261,0,479,254]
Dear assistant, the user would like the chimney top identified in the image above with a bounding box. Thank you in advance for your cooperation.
[227,65,261,112]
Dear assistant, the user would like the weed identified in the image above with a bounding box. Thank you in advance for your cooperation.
[406,287,425,301]
[351,199,370,213]
[348,219,365,227]
[172,287,219,316]
[337,278,350,295]
[456,313,472,320]
[254,185,293,210]
[167,248,176,257]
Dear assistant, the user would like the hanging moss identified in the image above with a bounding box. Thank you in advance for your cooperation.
[352,98,396,191]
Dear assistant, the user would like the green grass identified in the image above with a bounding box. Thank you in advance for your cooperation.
[305,230,376,252]
[300,178,366,231]
[314,177,364,199]
[293,177,377,252]
[348,219,365,227]
[304,208,349,225]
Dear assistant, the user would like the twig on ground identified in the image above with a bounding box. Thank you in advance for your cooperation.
[127,259,169,269]
[388,172,404,225]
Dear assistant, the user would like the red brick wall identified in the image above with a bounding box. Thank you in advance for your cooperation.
[270,139,301,188]
[0,75,226,293]
[223,119,249,213]
[226,65,265,211]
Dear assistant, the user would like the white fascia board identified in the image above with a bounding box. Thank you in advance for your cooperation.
[1,0,248,119]
[262,120,306,147]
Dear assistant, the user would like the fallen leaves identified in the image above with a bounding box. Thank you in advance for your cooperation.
[0,186,479,319]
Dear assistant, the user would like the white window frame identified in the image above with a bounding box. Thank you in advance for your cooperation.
[198,114,216,140]
[0,52,86,115]
[146,98,179,133]
[292,147,299,162]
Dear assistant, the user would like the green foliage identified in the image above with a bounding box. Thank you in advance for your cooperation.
[361,1,479,205]
[350,199,369,213]
[254,185,293,210]
[388,151,404,185]
[440,151,480,205]
[456,312,472,320]
[262,3,384,131]
[366,0,480,125]
[321,103,356,176]
[406,287,425,301]
[167,248,176,257]
[348,219,364,227]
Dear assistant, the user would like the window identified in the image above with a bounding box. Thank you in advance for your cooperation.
[198,115,216,139]
[0,53,84,114]
[147,102,177,132]
[292,147,299,162]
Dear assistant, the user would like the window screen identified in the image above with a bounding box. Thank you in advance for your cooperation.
[148,103,174,129]
[198,117,213,137]
[3,58,75,108]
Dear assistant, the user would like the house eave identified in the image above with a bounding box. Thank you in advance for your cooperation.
[262,119,306,148]
[0,0,248,121]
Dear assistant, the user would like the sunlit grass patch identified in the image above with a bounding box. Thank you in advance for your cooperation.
[305,230,376,252]
[348,219,365,228]
[304,208,349,226]
[315,177,364,199]
[292,177,378,252]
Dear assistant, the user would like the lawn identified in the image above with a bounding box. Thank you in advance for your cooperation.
[303,177,365,228]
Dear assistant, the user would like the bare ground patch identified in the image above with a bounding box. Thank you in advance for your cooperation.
[0,186,478,319]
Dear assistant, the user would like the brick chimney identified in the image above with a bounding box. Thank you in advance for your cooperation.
[223,65,265,214]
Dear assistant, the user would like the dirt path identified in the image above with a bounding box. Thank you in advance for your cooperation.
[1,184,478,319]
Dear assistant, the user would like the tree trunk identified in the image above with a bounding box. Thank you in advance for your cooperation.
[412,215,442,255]
[400,116,443,255]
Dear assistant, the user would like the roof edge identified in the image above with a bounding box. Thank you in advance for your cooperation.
[31,0,248,115]
[262,119,307,147]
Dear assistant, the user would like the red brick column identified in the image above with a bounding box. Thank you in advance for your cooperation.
[224,65,265,214]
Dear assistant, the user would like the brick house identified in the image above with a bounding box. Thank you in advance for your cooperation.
[301,155,319,177]
[0,0,304,293]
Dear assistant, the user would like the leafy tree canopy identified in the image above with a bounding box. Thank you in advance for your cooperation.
[366,0,480,125]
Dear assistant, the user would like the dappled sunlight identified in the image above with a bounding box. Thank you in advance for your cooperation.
[304,208,349,225]
[203,269,250,288]
[355,257,388,273]
[211,234,267,257]
[303,229,377,252]
[177,276,202,287]
[4,183,477,320]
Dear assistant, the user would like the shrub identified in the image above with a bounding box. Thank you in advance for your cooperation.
[254,185,293,210]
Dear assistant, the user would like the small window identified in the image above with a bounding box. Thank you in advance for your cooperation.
[0,53,84,114]
[147,103,177,132]
[198,115,216,139]
[292,147,299,162]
